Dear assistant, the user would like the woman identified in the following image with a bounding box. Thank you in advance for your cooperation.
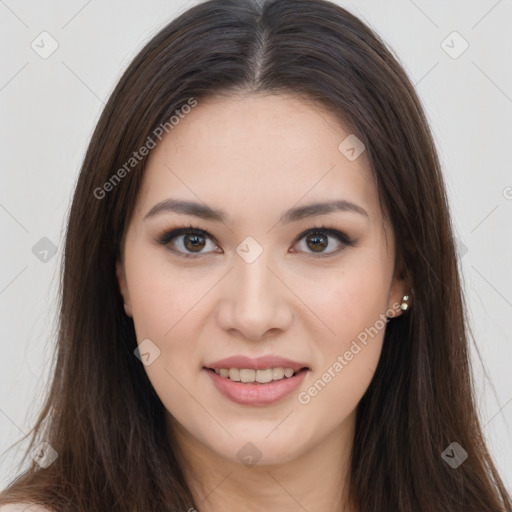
[1,0,510,510]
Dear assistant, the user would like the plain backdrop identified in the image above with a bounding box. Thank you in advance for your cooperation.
[1,0,511,493]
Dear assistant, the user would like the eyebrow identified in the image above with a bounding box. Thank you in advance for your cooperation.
[143,198,368,223]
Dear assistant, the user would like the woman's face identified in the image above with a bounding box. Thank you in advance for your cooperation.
[117,93,407,466]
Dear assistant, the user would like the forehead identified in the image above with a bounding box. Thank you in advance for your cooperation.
[136,93,380,225]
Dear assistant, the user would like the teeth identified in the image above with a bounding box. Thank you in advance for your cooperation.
[272,367,284,380]
[213,367,300,383]
[239,369,255,382]
[255,369,273,383]
[229,368,241,381]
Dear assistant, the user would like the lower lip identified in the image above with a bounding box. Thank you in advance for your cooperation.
[205,368,309,406]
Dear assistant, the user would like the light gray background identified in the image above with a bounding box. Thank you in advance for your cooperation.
[1,0,511,493]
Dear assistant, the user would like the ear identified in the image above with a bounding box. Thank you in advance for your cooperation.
[116,259,133,318]
[387,271,412,319]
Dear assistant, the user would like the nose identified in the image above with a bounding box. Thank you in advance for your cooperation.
[216,250,293,341]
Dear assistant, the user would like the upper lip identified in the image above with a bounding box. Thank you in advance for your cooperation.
[205,355,310,371]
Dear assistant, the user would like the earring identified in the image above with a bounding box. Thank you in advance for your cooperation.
[400,294,410,311]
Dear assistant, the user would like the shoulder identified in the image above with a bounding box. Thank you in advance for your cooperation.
[0,504,53,512]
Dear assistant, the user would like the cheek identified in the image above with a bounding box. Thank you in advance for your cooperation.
[124,252,211,420]
[295,270,389,437]
[313,272,387,380]
[125,245,207,339]
[124,246,219,386]
[294,249,392,410]
[302,256,392,349]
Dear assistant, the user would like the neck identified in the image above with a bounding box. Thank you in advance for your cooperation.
[167,412,357,512]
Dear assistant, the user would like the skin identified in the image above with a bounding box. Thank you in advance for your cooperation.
[116,93,408,512]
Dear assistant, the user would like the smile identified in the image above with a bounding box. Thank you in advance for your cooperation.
[204,366,310,406]
[210,367,300,383]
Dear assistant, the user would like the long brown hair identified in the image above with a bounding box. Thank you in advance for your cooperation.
[1,0,510,510]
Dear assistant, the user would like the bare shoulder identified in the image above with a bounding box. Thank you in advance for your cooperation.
[0,504,53,512]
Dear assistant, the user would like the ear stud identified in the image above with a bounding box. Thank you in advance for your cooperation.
[400,294,410,311]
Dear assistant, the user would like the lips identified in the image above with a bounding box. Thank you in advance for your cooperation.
[203,355,310,406]
[205,355,310,371]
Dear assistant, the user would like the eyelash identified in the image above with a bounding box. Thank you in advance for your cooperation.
[156,223,356,259]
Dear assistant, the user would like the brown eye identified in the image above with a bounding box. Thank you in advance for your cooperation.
[292,227,354,256]
[158,227,220,257]
[183,233,206,252]
[306,233,329,252]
